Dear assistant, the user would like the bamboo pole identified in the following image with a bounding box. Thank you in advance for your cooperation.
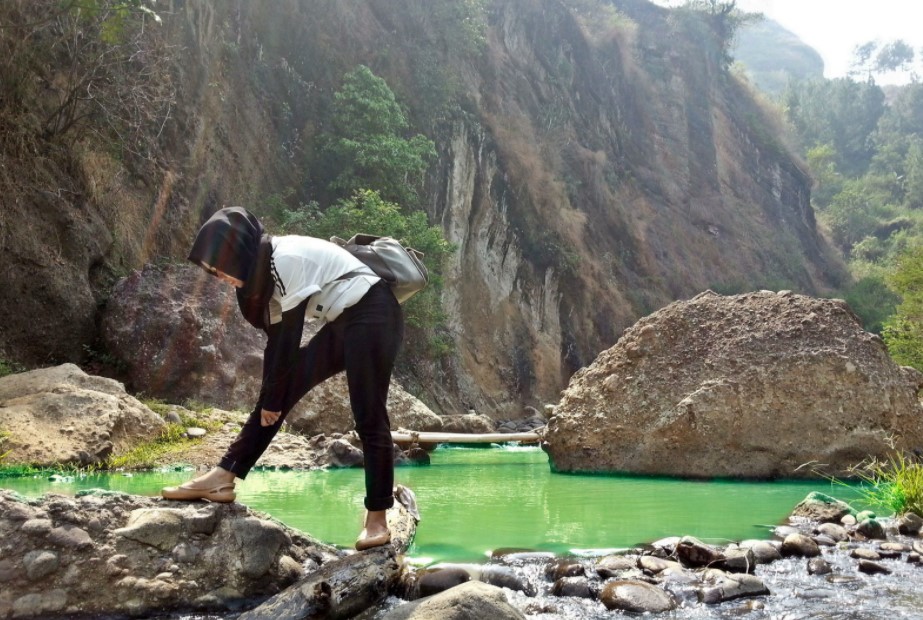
[390,431,541,444]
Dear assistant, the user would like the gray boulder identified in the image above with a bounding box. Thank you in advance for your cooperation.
[599,579,677,613]
[0,489,339,618]
[545,291,923,478]
[381,581,525,620]
[0,364,165,466]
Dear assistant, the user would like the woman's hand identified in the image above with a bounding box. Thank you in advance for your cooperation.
[260,409,281,427]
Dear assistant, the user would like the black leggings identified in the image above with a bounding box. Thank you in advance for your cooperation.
[219,281,404,511]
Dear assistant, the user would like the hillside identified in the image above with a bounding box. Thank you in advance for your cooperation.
[0,0,845,418]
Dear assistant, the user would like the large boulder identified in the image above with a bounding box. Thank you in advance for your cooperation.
[101,263,441,435]
[0,364,165,466]
[0,489,340,618]
[545,290,923,478]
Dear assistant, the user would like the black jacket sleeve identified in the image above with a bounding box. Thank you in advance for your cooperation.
[260,299,308,412]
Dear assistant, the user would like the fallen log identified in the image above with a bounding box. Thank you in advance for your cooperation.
[238,488,418,620]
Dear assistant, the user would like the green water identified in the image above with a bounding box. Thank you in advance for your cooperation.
[1,446,847,564]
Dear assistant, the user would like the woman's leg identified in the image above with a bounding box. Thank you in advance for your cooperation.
[217,322,345,478]
[342,283,404,513]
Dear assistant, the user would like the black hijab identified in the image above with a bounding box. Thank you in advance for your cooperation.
[188,207,275,330]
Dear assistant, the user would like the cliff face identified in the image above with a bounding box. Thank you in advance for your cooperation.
[0,0,844,418]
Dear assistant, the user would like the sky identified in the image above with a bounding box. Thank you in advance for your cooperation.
[734,0,923,84]
[654,1,923,85]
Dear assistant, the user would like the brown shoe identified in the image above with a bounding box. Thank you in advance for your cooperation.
[161,482,236,503]
[355,529,391,551]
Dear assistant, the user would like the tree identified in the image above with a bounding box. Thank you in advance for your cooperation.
[883,246,923,370]
[280,189,455,356]
[322,66,436,206]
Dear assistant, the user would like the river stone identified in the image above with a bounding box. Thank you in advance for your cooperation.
[807,557,833,575]
[850,548,880,561]
[816,522,849,542]
[897,512,923,536]
[23,550,59,580]
[738,540,782,564]
[480,565,535,595]
[596,555,637,578]
[382,581,525,620]
[12,590,68,617]
[781,533,820,558]
[417,568,471,598]
[858,560,892,575]
[698,570,769,604]
[545,292,923,478]
[544,560,585,580]
[791,492,856,523]
[600,580,676,613]
[638,555,682,574]
[713,548,756,574]
[551,576,594,598]
[856,518,887,540]
[674,536,722,568]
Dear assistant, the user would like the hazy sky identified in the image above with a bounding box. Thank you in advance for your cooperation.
[734,0,923,84]
[654,1,923,85]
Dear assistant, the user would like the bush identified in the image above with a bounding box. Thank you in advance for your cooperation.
[280,189,455,356]
[842,453,923,517]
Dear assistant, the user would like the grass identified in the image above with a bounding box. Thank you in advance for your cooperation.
[834,452,923,517]
[0,400,231,475]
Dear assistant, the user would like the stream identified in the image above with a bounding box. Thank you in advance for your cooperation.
[5,446,922,619]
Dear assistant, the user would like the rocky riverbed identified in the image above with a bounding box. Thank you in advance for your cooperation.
[2,487,923,619]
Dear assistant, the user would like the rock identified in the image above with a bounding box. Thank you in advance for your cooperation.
[781,533,821,558]
[856,518,887,540]
[440,414,496,434]
[417,568,471,598]
[0,364,165,466]
[326,438,364,468]
[712,548,756,574]
[815,522,849,542]
[807,557,832,575]
[186,427,207,438]
[897,512,923,536]
[698,570,769,603]
[638,555,682,574]
[595,555,637,578]
[858,560,892,575]
[674,536,723,568]
[545,292,923,477]
[791,492,856,523]
[101,264,441,437]
[599,580,677,613]
[381,581,525,620]
[0,489,338,618]
[544,559,584,580]
[850,548,881,561]
[479,565,535,595]
[738,540,782,564]
[550,576,594,598]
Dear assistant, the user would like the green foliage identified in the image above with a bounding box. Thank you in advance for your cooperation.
[783,78,885,177]
[850,39,916,81]
[322,66,436,206]
[0,359,24,378]
[838,453,923,517]
[883,246,923,370]
[678,1,762,67]
[279,189,455,356]
[843,275,900,334]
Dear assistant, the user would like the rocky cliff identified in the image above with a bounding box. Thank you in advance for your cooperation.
[0,0,844,418]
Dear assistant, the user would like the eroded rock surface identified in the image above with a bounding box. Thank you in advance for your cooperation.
[0,489,340,618]
[545,290,923,478]
[0,364,165,466]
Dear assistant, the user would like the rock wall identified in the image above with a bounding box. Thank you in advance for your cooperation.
[0,0,845,421]
[545,291,923,478]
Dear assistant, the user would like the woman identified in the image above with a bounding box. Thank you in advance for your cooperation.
[161,207,403,551]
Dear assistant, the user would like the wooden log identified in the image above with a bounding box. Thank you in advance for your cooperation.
[391,431,541,445]
[238,494,418,620]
